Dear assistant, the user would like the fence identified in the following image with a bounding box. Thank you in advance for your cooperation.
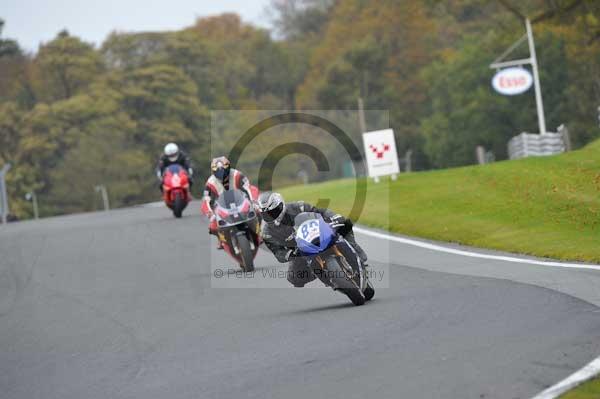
[508,132,566,160]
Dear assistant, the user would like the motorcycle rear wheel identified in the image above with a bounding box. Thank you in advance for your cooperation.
[323,255,366,306]
[340,288,366,306]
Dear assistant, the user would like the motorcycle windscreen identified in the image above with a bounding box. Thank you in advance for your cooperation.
[216,189,246,209]
[166,164,184,175]
[294,212,335,255]
[216,189,255,225]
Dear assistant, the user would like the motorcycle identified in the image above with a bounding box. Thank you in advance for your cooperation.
[214,189,261,272]
[161,164,191,218]
[294,212,374,306]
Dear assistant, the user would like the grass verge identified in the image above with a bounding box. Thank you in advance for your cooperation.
[280,139,600,263]
[559,377,600,398]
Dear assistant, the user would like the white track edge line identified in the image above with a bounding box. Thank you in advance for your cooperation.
[353,227,600,271]
[353,225,600,398]
[530,356,600,399]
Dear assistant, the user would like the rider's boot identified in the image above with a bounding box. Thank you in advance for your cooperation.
[208,217,223,250]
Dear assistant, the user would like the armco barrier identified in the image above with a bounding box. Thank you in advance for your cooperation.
[508,132,565,159]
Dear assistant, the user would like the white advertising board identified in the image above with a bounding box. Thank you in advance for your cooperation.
[362,129,399,179]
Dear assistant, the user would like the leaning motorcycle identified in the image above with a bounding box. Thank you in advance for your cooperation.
[294,212,374,306]
[161,164,191,218]
[214,189,261,272]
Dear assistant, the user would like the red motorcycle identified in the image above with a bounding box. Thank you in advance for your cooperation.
[162,164,191,218]
[213,188,261,271]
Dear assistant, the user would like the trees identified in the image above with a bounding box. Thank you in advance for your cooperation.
[35,31,104,102]
[110,64,206,145]
[1,3,600,219]
[49,125,148,213]
[0,23,215,217]
[0,19,20,57]
[109,64,210,183]
[420,26,573,167]
[0,19,34,107]
[296,0,435,168]
[269,0,333,40]
[419,0,600,167]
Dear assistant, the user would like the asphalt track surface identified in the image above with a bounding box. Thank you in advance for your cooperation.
[1,202,600,399]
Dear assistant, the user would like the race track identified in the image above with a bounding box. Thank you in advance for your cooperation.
[1,202,599,399]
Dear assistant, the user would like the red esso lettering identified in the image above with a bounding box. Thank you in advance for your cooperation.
[500,76,526,88]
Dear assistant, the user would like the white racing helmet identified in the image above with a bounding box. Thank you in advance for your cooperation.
[164,143,179,162]
[258,191,286,225]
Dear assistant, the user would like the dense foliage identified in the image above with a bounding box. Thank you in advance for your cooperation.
[1,0,599,218]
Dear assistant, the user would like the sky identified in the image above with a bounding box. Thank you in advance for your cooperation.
[2,0,272,52]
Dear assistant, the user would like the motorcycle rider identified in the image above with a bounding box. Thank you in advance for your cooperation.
[258,191,368,288]
[156,143,194,190]
[201,156,256,247]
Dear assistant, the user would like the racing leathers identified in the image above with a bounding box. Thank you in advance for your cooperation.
[201,168,255,235]
[261,201,368,287]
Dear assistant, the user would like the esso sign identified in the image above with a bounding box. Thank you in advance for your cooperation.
[492,67,533,96]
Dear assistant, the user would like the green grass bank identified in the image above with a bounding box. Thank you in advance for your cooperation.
[559,377,600,398]
[281,139,600,263]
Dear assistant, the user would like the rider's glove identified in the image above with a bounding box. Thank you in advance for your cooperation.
[330,214,345,224]
[328,220,345,231]
[203,206,214,219]
[329,215,353,235]
[328,214,345,230]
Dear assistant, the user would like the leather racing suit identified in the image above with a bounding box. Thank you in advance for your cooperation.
[261,201,367,287]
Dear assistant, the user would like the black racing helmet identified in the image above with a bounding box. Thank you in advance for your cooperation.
[211,156,231,181]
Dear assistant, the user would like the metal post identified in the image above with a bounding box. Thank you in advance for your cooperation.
[526,18,547,135]
[0,163,11,225]
[476,146,486,165]
[33,193,38,219]
[25,191,39,219]
[557,124,572,152]
[0,171,4,225]
[357,97,367,134]
[490,19,547,137]
[94,185,110,212]
[405,149,413,173]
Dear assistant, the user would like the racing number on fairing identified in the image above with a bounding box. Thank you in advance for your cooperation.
[298,220,320,242]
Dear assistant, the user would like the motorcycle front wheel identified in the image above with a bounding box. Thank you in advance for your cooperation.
[172,192,184,218]
[363,279,375,301]
[324,255,365,306]
[236,233,255,272]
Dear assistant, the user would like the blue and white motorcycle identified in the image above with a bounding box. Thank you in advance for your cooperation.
[294,212,375,306]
